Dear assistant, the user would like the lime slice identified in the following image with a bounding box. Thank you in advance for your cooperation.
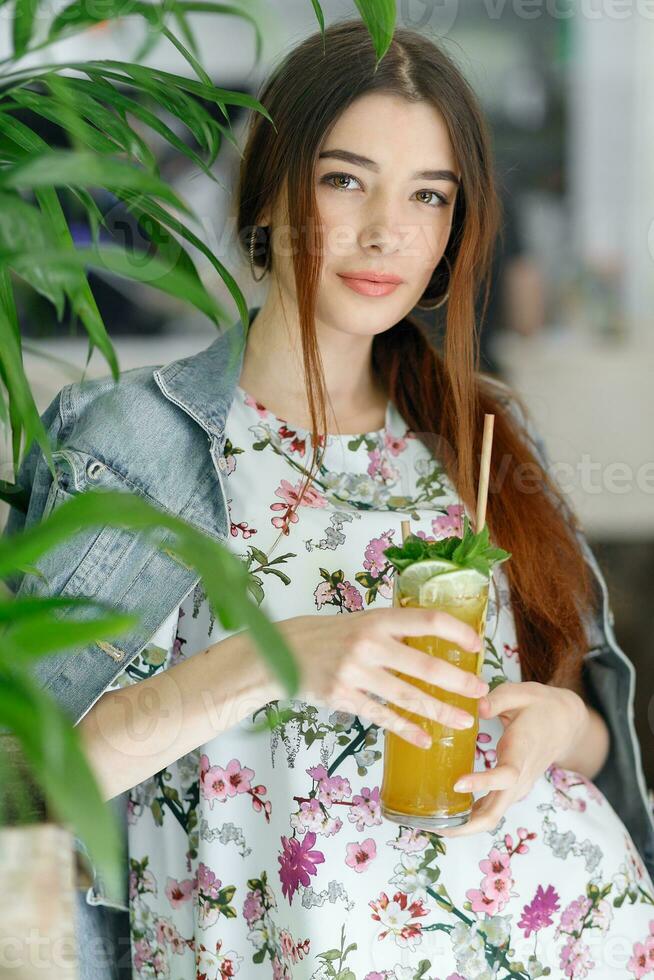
[397,558,461,602]
[419,567,489,606]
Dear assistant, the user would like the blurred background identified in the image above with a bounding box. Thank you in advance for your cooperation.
[1,0,652,781]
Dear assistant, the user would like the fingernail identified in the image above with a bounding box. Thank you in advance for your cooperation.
[454,779,471,792]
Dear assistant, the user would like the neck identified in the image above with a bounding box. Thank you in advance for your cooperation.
[238,296,388,434]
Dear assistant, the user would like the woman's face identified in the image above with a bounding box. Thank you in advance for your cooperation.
[312,92,460,336]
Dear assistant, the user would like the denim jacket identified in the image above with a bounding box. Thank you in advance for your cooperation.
[4,306,654,909]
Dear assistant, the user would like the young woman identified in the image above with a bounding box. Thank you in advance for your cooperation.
[39,18,654,980]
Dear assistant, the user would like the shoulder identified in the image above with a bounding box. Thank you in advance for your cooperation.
[59,362,215,508]
[66,363,205,454]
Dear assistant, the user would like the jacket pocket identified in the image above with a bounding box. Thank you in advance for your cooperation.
[17,449,145,601]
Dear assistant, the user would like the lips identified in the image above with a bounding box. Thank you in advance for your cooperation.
[339,272,403,284]
[338,275,402,297]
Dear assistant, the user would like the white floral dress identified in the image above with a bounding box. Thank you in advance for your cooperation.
[107,384,654,980]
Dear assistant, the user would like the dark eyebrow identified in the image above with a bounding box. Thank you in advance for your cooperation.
[318,148,460,184]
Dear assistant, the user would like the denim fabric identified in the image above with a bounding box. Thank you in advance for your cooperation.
[73,889,131,980]
[3,306,653,913]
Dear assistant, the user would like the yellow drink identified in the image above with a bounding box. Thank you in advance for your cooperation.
[380,574,489,829]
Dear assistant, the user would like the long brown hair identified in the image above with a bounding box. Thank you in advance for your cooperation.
[236,19,597,688]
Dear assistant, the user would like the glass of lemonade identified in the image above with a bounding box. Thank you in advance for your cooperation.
[379,540,495,830]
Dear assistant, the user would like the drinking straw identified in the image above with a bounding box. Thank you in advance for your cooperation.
[475,414,495,532]
[399,413,496,542]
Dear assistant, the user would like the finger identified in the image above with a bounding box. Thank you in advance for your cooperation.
[386,605,483,654]
[333,684,431,750]
[452,763,520,795]
[481,680,539,718]
[362,666,479,731]
[437,788,511,838]
[381,640,489,700]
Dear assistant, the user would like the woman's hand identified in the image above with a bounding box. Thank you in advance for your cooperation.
[274,608,489,750]
[437,680,588,838]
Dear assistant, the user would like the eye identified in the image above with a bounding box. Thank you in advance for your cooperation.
[320,172,449,208]
[321,172,361,192]
[415,190,449,208]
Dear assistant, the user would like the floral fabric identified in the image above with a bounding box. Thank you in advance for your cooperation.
[107,385,654,980]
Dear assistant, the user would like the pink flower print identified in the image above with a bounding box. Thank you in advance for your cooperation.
[384,432,407,456]
[480,870,514,906]
[307,765,350,799]
[224,757,254,794]
[274,478,327,509]
[272,954,292,980]
[200,766,229,806]
[129,866,155,900]
[278,831,325,905]
[314,577,364,612]
[504,641,520,661]
[195,862,222,900]
[165,876,194,908]
[280,929,295,959]
[345,837,377,872]
[628,923,654,978]
[291,797,343,836]
[230,517,257,539]
[556,895,593,937]
[156,916,182,949]
[432,504,464,539]
[559,936,595,978]
[366,447,399,482]
[478,846,511,879]
[390,826,430,853]
[550,764,604,810]
[518,884,561,938]
[306,764,328,780]
[476,730,497,769]
[199,755,253,806]
[338,580,364,611]
[307,765,352,805]
[348,785,382,831]
[242,889,265,927]
[271,506,300,533]
[465,887,505,917]
[133,938,154,972]
[314,581,335,608]
[466,844,516,915]
[363,531,394,578]
[369,890,429,950]
[270,478,327,534]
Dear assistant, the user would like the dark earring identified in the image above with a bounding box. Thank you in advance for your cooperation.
[416,253,452,310]
[249,225,271,282]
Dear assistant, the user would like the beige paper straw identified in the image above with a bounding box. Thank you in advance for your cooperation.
[476,414,495,532]
[400,413,495,543]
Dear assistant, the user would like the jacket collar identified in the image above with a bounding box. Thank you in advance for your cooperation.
[152,307,258,438]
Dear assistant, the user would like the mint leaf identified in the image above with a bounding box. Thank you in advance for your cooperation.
[384,513,511,577]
